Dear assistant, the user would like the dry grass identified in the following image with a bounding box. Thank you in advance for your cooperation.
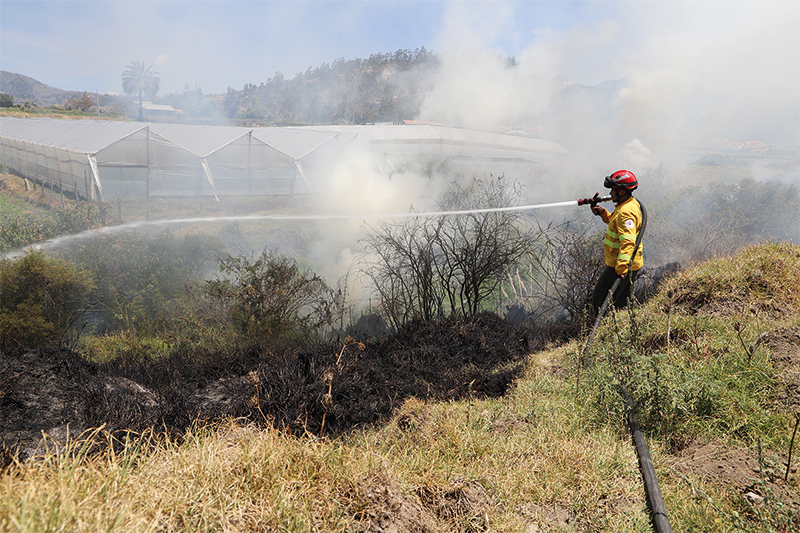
[2,423,362,532]
[655,241,800,319]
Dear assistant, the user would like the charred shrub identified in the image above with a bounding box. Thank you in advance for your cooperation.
[520,221,605,328]
[361,174,539,329]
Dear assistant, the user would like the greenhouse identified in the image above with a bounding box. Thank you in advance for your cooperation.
[0,117,568,200]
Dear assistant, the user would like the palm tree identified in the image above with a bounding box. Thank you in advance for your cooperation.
[121,61,161,121]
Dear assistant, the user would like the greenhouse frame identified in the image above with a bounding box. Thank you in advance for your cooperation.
[0,117,568,201]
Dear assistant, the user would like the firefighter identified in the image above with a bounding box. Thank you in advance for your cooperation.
[590,170,644,314]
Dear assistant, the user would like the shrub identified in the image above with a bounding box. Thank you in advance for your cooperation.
[361,174,539,329]
[521,221,605,325]
[56,231,226,336]
[200,250,337,345]
[0,250,94,348]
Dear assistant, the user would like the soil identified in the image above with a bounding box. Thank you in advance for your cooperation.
[767,325,800,410]
[668,439,800,512]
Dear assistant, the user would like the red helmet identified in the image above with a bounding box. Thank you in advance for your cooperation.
[603,169,638,190]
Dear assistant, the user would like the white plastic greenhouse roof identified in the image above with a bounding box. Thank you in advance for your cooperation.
[149,123,257,156]
[1,117,569,199]
[252,128,356,160]
[309,124,570,161]
[0,117,568,161]
[0,117,147,154]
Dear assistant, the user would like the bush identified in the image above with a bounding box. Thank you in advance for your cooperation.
[361,174,539,329]
[56,231,226,336]
[521,221,605,325]
[200,250,336,345]
[0,250,94,348]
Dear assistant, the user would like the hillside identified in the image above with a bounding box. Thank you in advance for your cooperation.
[0,71,91,106]
[1,241,799,531]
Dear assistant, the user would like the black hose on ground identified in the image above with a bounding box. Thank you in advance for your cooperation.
[620,385,673,533]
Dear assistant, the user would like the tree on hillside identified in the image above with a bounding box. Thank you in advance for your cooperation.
[226,48,438,125]
[66,91,94,112]
[121,60,161,121]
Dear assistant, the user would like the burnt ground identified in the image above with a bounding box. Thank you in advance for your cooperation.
[0,312,542,460]
[0,312,550,531]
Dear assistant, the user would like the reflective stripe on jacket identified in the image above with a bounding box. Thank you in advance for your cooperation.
[599,196,643,275]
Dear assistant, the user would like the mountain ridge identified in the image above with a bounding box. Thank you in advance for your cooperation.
[0,71,98,106]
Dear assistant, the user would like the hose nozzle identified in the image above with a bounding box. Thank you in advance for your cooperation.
[577,192,612,207]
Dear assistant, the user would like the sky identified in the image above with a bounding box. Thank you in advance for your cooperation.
[0,0,601,95]
[1,0,798,149]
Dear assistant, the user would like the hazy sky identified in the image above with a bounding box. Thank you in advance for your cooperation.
[1,1,798,146]
[0,0,605,95]
[1,1,792,92]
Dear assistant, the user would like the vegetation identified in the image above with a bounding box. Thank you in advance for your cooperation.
[63,92,95,112]
[200,250,338,346]
[0,174,105,251]
[361,174,539,329]
[0,250,94,349]
[221,48,439,124]
[6,48,442,123]
[587,241,800,440]
[0,204,104,252]
[56,231,226,338]
[0,105,127,120]
[2,165,800,530]
[121,60,161,122]
[521,221,606,325]
[647,177,800,265]
[2,241,799,531]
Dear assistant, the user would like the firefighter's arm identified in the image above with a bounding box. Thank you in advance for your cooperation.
[615,214,639,276]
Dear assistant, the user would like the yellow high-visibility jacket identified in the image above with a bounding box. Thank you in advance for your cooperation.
[598,196,643,276]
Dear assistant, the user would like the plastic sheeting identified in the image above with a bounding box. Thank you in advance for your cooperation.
[309,124,570,162]
[1,117,568,200]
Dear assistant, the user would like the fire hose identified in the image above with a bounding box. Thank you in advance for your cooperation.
[578,198,672,532]
[621,385,674,533]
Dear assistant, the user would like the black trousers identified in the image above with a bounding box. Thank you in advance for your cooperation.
[592,266,638,315]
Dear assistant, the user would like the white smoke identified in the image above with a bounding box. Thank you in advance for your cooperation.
[417,0,798,166]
